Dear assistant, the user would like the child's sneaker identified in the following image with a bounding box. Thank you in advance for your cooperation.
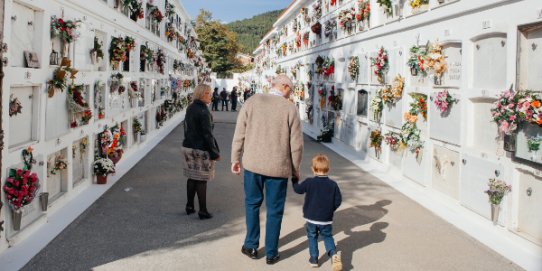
[331,251,342,271]
[309,256,318,268]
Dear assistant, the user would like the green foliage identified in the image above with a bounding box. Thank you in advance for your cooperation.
[226,10,283,54]
[196,10,242,77]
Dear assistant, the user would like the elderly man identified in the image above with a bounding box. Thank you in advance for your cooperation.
[231,74,303,264]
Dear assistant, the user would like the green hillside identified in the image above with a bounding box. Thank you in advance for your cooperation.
[226,9,283,55]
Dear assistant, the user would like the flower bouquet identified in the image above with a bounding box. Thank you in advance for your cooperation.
[109,37,126,69]
[4,168,40,210]
[384,131,402,151]
[50,16,81,44]
[377,0,393,17]
[401,113,423,157]
[490,88,524,135]
[311,22,322,37]
[425,40,447,85]
[407,45,428,76]
[313,1,322,19]
[371,47,389,84]
[433,89,458,115]
[370,94,383,121]
[410,0,429,10]
[357,0,371,24]
[339,8,356,34]
[369,130,383,158]
[48,57,77,97]
[409,93,427,121]
[148,5,164,23]
[348,56,359,81]
[318,84,327,109]
[324,19,337,39]
[485,178,511,224]
[123,0,144,21]
[49,156,68,176]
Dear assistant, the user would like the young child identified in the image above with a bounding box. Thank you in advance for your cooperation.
[292,154,342,270]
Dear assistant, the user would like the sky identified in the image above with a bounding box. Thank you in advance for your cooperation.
[180,0,293,23]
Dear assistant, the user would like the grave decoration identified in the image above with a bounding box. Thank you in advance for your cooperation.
[47,57,78,98]
[376,0,393,17]
[407,44,428,77]
[318,84,327,109]
[123,0,144,21]
[410,0,429,10]
[9,95,23,117]
[371,47,389,84]
[48,156,68,176]
[357,0,371,28]
[313,1,322,20]
[109,36,127,70]
[408,93,427,121]
[425,40,448,85]
[348,56,360,81]
[381,74,404,105]
[67,84,92,128]
[371,92,383,121]
[148,4,164,23]
[485,178,511,224]
[50,16,81,57]
[384,131,401,151]
[339,7,356,34]
[401,112,424,158]
[433,89,458,115]
[90,37,104,65]
[369,129,383,158]
[328,86,342,111]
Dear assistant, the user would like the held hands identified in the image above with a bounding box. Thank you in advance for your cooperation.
[231,162,242,175]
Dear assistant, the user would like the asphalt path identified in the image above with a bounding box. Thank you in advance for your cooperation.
[22,109,522,271]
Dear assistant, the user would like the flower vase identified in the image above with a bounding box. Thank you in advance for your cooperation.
[111,62,119,71]
[130,12,138,21]
[90,51,97,65]
[490,204,500,225]
[39,192,49,212]
[434,75,442,85]
[96,174,108,184]
[136,133,141,143]
[62,43,70,58]
[410,67,418,76]
[503,133,516,152]
[12,209,22,231]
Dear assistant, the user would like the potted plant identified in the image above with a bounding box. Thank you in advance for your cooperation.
[485,178,511,225]
[93,158,115,184]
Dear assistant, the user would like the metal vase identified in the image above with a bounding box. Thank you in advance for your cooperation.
[40,192,49,212]
[434,75,442,85]
[503,133,516,152]
[490,204,500,225]
[410,67,418,76]
[12,209,22,231]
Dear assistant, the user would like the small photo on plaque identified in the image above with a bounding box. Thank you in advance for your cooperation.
[24,51,41,69]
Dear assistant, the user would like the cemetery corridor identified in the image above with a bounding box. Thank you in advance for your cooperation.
[21,111,521,271]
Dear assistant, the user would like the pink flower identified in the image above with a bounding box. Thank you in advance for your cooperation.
[509,115,516,121]
[499,121,509,133]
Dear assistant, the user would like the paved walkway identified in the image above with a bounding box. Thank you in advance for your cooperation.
[22,110,522,271]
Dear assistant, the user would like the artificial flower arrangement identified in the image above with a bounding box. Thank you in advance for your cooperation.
[9,95,23,117]
[370,93,383,121]
[369,129,383,157]
[401,112,424,157]
[409,93,428,121]
[330,0,337,7]
[338,7,356,33]
[491,88,542,145]
[166,23,177,42]
[303,32,310,47]
[371,47,389,84]
[129,81,141,100]
[90,37,104,64]
[328,86,342,111]
[425,40,448,84]
[485,178,511,205]
[281,43,287,56]
[50,16,81,44]
[49,156,68,176]
[67,84,92,128]
[407,45,428,76]
[357,0,371,22]
[433,89,458,114]
[528,136,542,152]
[124,36,136,52]
[93,157,115,176]
[381,74,404,105]
[300,7,310,23]
[148,5,164,23]
[410,0,429,9]
[157,48,166,74]
[166,2,176,19]
[311,22,322,37]
[313,1,323,19]
[318,84,327,109]
[295,32,302,49]
[140,44,154,65]
[323,57,335,80]
[376,0,393,17]
[384,131,402,151]
[109,36,126,69]
[315,55,325,75]
[3,148,39,211]
[348,56,360,81]
[48,57,77,98]
[110,73,124,93]
[122,0,144,21]
[324,19,337,39]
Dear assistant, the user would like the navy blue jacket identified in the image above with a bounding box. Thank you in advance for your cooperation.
[292,176,342,222]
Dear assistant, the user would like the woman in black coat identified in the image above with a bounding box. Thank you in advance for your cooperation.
[182,84,220,219]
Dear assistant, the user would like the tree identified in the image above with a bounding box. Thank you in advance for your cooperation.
[195,10,242,77]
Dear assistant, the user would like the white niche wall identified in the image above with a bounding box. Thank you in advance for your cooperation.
[10,2,44,68]
[46,148,69,204]
[432,145,460,200]
[516,169,542,245]
[9,86,40,149]
[72,137,90,187]
[472,33,507,90]
[466,97,499,154]
[45,88,70,140]
[429,90,461,146]
[441,42,462,88]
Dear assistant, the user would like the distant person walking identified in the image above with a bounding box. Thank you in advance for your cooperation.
[220,88,229,111]
[231,87,238,112]
[182,84,220,220]
[231,74,304,265]
[292,154,342,270]
[212,87,220,111]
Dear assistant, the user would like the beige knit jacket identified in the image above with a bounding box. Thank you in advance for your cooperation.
[231,93,303,178]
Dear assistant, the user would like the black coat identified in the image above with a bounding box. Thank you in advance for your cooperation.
[182,100,220,160]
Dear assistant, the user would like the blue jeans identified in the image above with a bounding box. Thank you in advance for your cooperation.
[243,170,288,258]
[306,222,337,258]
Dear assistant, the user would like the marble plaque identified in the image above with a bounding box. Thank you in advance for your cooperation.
[468,98,499,153]
[355,122,370,153]
[343,88,356,115]
[384,99,403,129]
[357,88,369,117]
[403,146,429,186]
[473,34,507,90]
[519,24,542,90]
[46,89,70,140]
[442,43,462,87]
[460,153,505,223]
[429,92,461,146]
[432,145,460,200]
[9,87,35,148]
[517,170,542,245]
[358,54,370,84]
[72,137,89,187]
[10,2,36,67]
